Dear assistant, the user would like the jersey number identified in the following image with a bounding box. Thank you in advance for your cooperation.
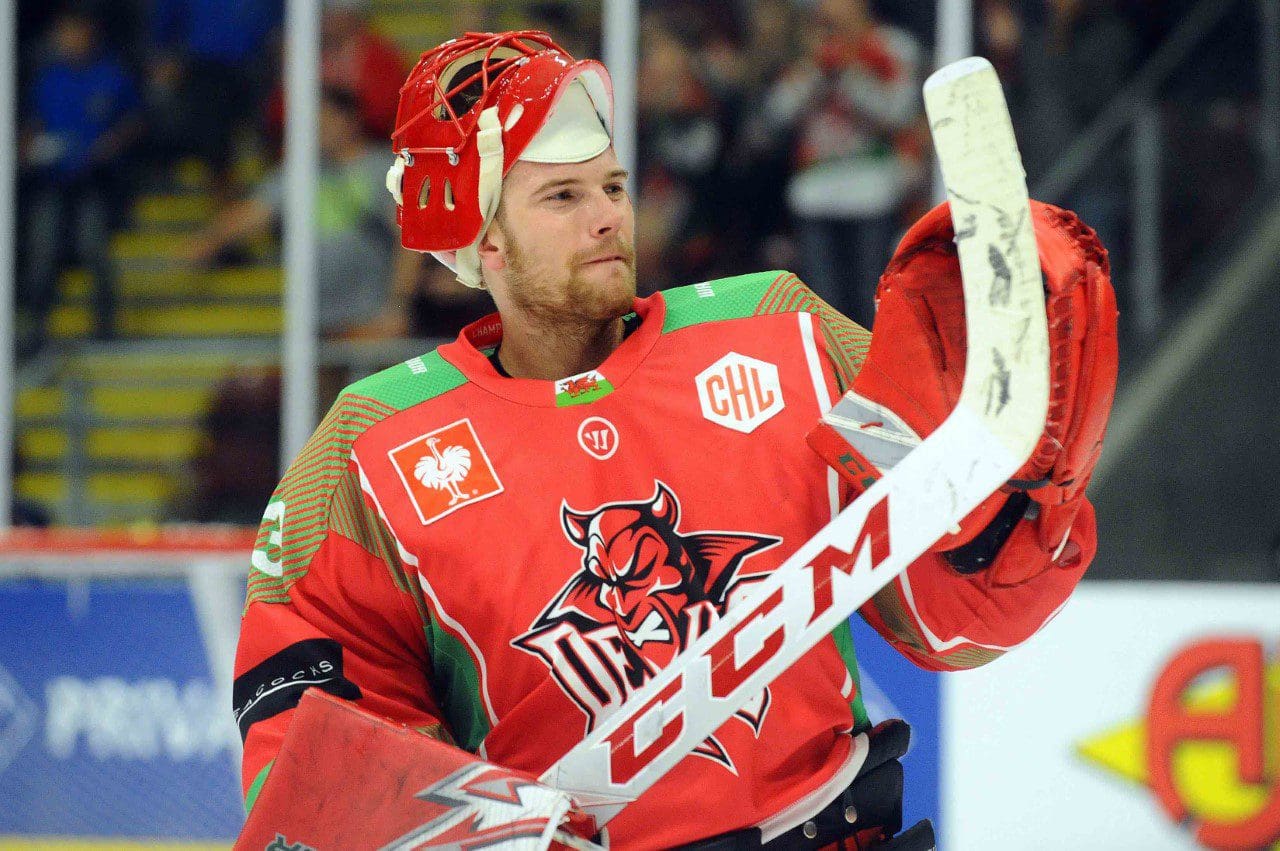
[252,501,286,577]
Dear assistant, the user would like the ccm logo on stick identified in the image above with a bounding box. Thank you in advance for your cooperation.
[604,496,891,784]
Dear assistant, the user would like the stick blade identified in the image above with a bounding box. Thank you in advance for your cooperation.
[923,55,994,94]
[924,55,1049,462]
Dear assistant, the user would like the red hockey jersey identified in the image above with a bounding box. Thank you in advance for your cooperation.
[234,271,1093,848]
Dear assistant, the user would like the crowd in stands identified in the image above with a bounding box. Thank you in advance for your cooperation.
[12,0,1271,526]
[18,0,1270,353]
[625,0,1188,328]
[15,0,496,360]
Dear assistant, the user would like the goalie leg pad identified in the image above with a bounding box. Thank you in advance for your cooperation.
[234,689,592,851]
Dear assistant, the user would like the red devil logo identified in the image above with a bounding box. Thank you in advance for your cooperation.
[513,482,780,770]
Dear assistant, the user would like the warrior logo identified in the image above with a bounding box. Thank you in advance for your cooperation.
[513,481,781,771]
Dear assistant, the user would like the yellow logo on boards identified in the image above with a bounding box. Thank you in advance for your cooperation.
[1075,638,1280,849]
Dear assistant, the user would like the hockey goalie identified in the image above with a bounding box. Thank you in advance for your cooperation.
[232,30,1117,850]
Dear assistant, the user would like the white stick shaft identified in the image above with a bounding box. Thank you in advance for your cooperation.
[542,408,1014,821]
[543,57,1049,829]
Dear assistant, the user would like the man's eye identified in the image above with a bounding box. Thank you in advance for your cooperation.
[605,183,625,196]
[548,190,575,202]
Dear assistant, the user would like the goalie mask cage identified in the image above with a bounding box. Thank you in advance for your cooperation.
[0,529,252,849]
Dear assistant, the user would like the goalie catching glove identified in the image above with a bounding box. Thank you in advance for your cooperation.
[810,199,1119,585]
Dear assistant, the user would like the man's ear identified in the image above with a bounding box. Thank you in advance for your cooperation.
[477,217,507,272]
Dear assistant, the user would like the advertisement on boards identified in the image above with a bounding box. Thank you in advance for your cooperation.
[0,575,939,848]
[0,576,244,846]
[945,583,1280,851]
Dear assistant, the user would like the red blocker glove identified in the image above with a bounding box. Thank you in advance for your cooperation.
[235,689,598,851]
[809,200,1118,584]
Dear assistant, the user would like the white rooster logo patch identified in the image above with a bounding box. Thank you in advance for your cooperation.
[389,419,504,525]
[415,437,473,505]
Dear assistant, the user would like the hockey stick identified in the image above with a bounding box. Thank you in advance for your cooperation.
[541,57,1050,831]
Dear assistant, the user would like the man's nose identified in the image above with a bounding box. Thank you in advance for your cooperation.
[590,192,623,238]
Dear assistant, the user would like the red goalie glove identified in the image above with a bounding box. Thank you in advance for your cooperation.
[235,690,598,850]
[812,200,1118,583]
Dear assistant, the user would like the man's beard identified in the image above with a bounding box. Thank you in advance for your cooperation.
[503,233,637,324]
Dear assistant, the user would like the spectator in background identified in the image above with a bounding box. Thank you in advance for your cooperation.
[977,0,1023,83]
[320,0,404,139]
[20,7,143,354]
[265,0,406,144]
[715,0,806,274]
[183,368,280,525]
[980,0,1137,274]
[764,0,923,327]
[634,13,737,288]
[146,0,281,198]
[181,87,415,340]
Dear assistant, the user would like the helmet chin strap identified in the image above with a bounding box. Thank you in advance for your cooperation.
[453,106,505,290]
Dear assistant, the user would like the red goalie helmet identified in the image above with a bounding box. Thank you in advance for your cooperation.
[386,31,615,287]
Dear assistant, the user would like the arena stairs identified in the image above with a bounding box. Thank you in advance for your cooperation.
[16,159,280,527]
[15,0,589,528]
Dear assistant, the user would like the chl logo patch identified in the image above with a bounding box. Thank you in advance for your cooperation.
[389,419,503,526]
[696,352,784,433]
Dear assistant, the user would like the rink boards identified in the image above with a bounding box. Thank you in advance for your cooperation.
[0,557,1273,849]
[945,583,1280,851]
[0,554,246,848]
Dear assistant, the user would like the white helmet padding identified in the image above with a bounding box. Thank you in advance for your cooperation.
[519,77,611,164]
[429,69,614,289]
